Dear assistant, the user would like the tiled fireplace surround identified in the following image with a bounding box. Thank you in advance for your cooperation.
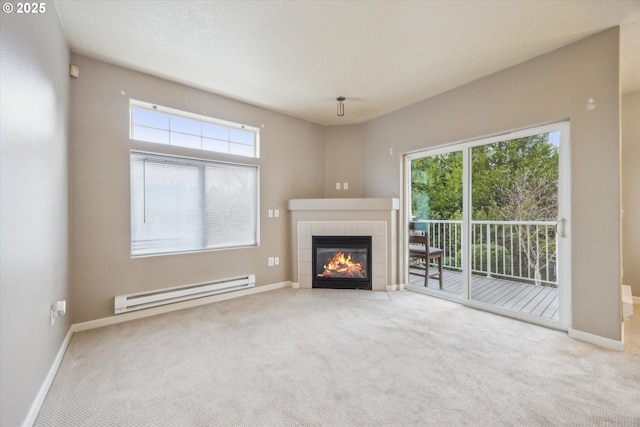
[288,198,400,291]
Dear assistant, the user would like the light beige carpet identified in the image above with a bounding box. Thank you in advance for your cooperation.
[35,289,639,426]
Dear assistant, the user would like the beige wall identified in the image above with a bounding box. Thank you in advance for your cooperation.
[0,9,71,427]
[622,91,640,297]
[361,28,622,341]
[69,55,325,323]
[324,125,362,197]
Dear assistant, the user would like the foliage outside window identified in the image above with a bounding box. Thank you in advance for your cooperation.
[411,133,558,222]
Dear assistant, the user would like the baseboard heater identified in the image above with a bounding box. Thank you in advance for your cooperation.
[114,274,255,314]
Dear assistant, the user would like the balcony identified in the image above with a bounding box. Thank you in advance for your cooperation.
[408,219,559,321]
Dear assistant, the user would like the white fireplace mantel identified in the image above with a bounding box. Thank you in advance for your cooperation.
[288,198,399,212]
[288,198,400,291]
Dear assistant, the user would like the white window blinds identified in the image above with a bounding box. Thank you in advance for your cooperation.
[130,151,259,257]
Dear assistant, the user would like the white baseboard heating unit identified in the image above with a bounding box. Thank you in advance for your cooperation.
[114,274,255,314]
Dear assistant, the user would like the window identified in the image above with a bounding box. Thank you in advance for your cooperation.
[130,100,260,158]
[130,151,259,257]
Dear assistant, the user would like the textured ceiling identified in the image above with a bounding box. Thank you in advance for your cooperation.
[54,1,640,126]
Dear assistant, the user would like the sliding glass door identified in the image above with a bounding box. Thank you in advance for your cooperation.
[405,123,570,329]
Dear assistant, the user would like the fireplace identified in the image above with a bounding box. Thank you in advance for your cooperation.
[312,236,372,290]
[289,198,400,291]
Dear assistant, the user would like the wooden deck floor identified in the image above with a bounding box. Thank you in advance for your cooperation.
[409,268,559,321]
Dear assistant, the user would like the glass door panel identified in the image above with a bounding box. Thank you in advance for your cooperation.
[469,132,560,321]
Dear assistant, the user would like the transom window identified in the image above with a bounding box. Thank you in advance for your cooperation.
[130,151,259,257]
[130,99,259,158]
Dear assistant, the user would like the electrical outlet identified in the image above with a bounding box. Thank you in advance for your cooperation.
[268,209,273,218]
[343,182,349,190]
[55,300,67,316]
[336,182,341,190]
[50,300,67,326]
[274,256,280,265]
[268,257,274,266]
[274,209,279,218]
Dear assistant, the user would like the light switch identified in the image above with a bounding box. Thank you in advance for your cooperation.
[343,182,349,190]
[268,209,273,218]
[336,182,341,190]
[274,209,280,217]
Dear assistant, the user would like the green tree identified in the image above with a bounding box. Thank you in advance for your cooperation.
[411,151,463,220]
[411,133,558,221]
[476,134,558,221]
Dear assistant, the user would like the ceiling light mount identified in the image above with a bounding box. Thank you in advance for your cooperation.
[336,97,345,117]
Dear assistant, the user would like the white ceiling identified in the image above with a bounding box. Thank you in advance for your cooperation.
[54,1,640,126]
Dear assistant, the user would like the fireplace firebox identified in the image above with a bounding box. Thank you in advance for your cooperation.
[312,236,372,290]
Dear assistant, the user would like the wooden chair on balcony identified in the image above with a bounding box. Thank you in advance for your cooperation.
[409,221,444,289]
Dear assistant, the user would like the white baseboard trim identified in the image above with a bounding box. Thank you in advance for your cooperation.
[634,295,640,304]
[291,282,300,289]
[386,283,405,291]
[72,281,292,333]
[22,328,73,427]
[568,327,624,352]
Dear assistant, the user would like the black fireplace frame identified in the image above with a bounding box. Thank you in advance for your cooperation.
[312,235,372,290]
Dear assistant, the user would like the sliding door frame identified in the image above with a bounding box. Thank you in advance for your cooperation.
[402,121,571,331]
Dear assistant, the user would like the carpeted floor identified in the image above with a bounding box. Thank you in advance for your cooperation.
[35,289,640,426]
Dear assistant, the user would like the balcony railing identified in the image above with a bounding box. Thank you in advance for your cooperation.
[415,220,558,287]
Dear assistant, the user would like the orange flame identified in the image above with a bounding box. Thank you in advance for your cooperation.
[322,252,366,278]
